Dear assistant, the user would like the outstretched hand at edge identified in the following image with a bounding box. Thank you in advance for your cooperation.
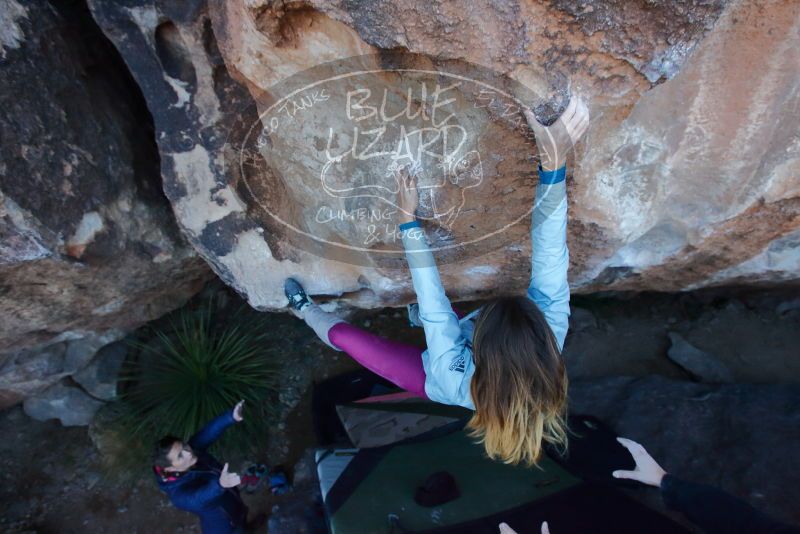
[613,437,667,487]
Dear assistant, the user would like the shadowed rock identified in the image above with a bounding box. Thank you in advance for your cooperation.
[72,341,128,401]
[0,0,212,406]
[570,375,800,526]
[23,380,105,427]
[667,332,734,383]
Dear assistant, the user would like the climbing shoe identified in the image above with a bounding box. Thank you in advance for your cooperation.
[284,278,312,313]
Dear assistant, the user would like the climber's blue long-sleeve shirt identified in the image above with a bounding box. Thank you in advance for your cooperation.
[401,165,570,410]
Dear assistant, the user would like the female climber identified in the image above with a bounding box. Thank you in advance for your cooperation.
[284,96,590,466]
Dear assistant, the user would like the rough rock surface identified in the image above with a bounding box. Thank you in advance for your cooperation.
[23,379,106,427]
[570,375,800,526]
[0,330,123,410]
[72,341,128,401]
[666,331,734,383]
[86,0,800,310]
[0,0,212,407]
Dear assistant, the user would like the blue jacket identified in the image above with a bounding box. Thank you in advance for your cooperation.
[401,165,571,409]
[155,410,247,534]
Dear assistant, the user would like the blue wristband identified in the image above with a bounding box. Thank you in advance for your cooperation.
[399,220,421,231]
[538,164,567,184]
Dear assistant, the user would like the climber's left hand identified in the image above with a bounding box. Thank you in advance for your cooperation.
[396,166,419,224]
[524,95,590,171]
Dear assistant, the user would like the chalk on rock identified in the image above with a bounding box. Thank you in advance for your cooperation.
[667,333,734,384]
[23,380,105,426]
[72,341,128,401]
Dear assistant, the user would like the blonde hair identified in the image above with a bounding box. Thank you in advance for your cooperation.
[467,297,568,466]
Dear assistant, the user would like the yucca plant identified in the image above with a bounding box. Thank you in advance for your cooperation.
[116,299,280,459]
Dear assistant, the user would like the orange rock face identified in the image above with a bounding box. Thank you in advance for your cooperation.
[90,0,800,309]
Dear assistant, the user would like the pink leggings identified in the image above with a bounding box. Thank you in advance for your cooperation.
[327,322,429,399]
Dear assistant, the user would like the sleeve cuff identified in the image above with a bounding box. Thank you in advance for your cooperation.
[538,164,567,184]
[399,219,421,231]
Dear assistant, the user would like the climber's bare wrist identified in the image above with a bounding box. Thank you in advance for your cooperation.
[540,155,567,172]
[398,212,416,224]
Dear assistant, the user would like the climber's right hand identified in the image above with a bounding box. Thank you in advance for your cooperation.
[396,166,419,224]
[524,95,589,172]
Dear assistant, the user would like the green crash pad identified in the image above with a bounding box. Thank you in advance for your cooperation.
[330,430,580,533]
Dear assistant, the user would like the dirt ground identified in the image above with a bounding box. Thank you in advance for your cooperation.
[1,287,799,533]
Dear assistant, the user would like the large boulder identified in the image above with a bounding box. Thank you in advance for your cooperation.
[86,0,800,310]
[0,0,212,407]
